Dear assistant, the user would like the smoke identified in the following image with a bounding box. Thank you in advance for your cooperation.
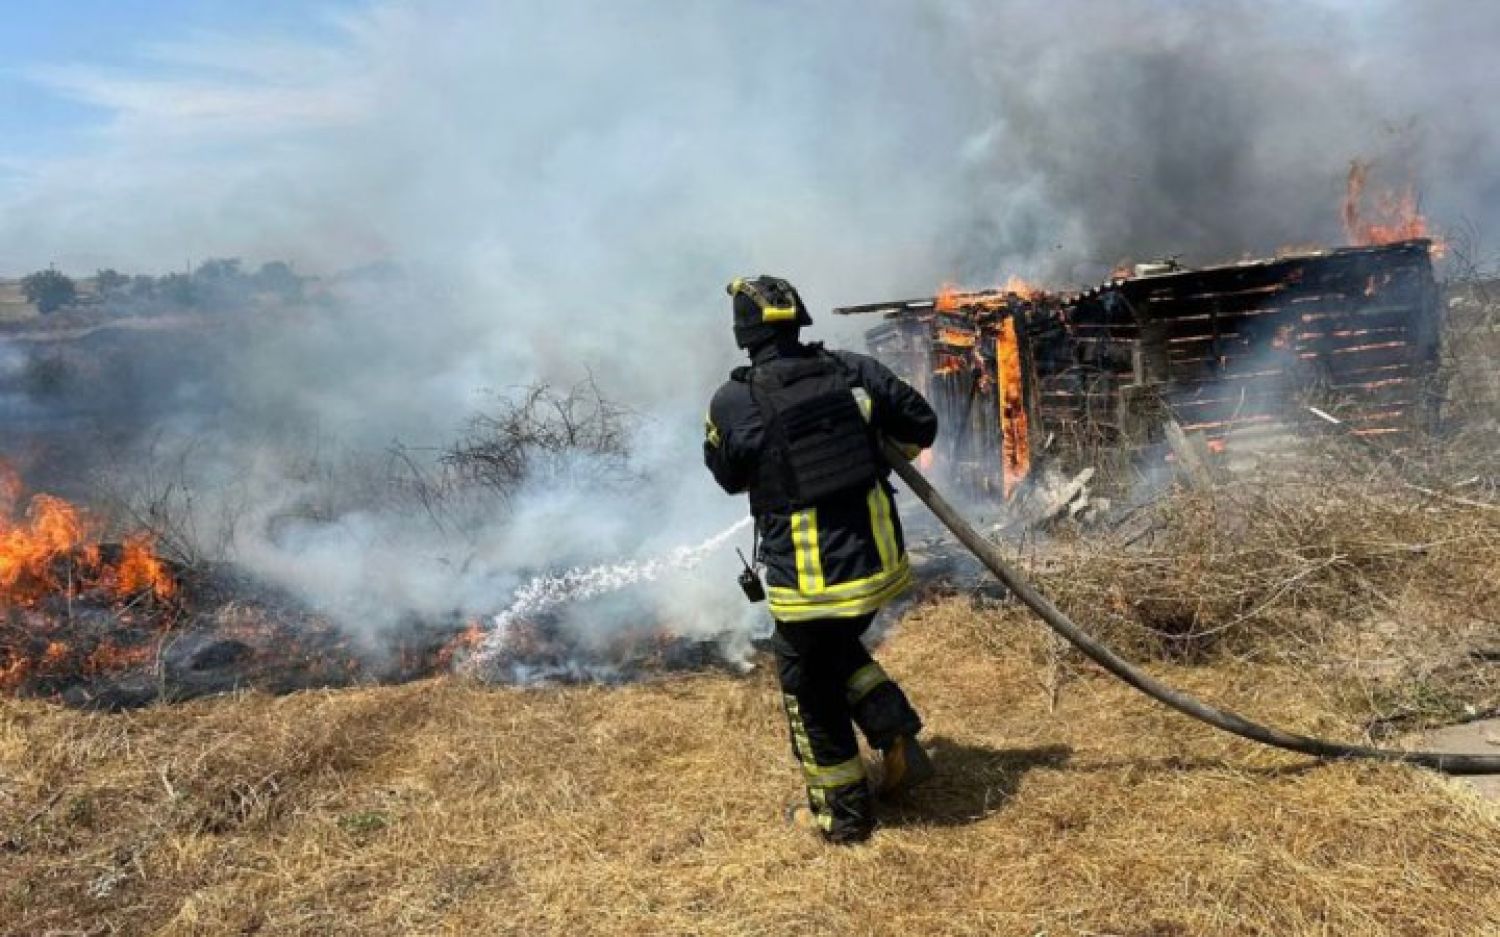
[0,1,1495,660]
[939,0,1500,282]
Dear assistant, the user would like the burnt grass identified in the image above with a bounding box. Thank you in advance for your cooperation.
[4,555,741,711]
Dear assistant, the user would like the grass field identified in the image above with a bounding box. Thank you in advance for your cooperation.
[3,585,1497,936]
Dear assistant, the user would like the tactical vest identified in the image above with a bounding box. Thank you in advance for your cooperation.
[741,351,882,514]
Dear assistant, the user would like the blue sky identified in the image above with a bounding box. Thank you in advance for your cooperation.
[0,0,348,163]
[0,0,1373,172]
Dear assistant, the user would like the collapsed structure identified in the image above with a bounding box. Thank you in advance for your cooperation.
[836,239,1440,499]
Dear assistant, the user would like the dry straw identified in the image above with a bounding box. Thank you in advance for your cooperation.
[3,567,1497,935]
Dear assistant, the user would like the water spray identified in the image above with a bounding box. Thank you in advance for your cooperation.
[464,516,753,674]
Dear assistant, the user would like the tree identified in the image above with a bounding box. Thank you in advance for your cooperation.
[95,268,129,297]
[20,268,77,315]
[194,258,243,283]
[253,260,304,302]
[158,272,196,308]
[129,275,158,300]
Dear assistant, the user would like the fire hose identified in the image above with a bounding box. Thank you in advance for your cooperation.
[880,439,1500,775]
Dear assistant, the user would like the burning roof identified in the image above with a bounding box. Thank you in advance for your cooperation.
[836,239,1441,499]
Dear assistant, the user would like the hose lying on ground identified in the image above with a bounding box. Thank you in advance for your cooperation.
[882,440,1500,775]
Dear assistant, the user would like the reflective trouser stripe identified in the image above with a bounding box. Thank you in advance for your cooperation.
[846,662,890,705]
[769,562,912,622]
[866,485,898,573]
[805,756,866,788]
[790,509,825,594]
[784,695,866,832]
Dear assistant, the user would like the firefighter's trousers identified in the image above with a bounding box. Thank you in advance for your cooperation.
[770,612,923,843]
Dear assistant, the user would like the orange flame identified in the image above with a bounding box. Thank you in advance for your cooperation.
[1342,160,1444,256]
[437,619,487,669]
[116,534,177,600]
[996,317,1031,499]
[935,276,1043,312]
[1001,275,1039,300]
[0,463,175,608]
[935,282,962,313]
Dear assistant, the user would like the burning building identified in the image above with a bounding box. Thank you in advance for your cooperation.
[836,238,1441,499]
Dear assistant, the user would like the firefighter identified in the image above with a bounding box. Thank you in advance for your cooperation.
[703,275,939,844]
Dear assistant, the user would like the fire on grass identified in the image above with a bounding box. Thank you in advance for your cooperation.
[0,461,177,694]
[0,459,736,709]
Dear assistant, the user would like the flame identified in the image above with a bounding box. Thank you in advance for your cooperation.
[0,463,175,608]
[1001,275,1039,300]
[995,316,1031,499]
[935,282,962,313]
[437,620,486,669]
[934,276,1043,313]
[933,353,966,377]
[936,328,977,348]
[1342,160,1444,256]
[116,534,177,600]
[1,494,97,603]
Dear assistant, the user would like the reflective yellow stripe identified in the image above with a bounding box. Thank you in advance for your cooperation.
[761,304,797,322]
[785,695,861,832]
[809,788,832,831]
[785,696,865,788]
[846,663,889,704]
[785,695,818,776]
[791,512,809,588]
[770,563,912,622]
[852,387,872,422]
[790,509,824,594]
[704,413,721,448]
[867,485,897,573]
[786,696,833,831]
[768,554,910,603]
[807,756,866,789]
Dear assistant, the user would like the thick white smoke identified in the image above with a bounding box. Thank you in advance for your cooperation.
[0,1,1495,657]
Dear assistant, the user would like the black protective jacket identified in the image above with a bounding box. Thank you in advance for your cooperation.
[704,341,938,622]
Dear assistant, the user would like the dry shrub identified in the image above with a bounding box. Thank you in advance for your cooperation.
[442,378,634,498]
[1032,451,1500,729]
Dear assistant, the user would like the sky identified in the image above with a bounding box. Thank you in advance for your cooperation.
[0,1,342,160]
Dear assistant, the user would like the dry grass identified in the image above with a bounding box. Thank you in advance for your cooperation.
[0,280,34,324]
[2,592,1498,936]
[1034,447,1500,733]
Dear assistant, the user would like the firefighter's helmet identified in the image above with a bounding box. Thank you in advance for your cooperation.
[727,275,813,348]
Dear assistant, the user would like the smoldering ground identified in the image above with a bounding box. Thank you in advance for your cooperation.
[0,0,1496,664]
